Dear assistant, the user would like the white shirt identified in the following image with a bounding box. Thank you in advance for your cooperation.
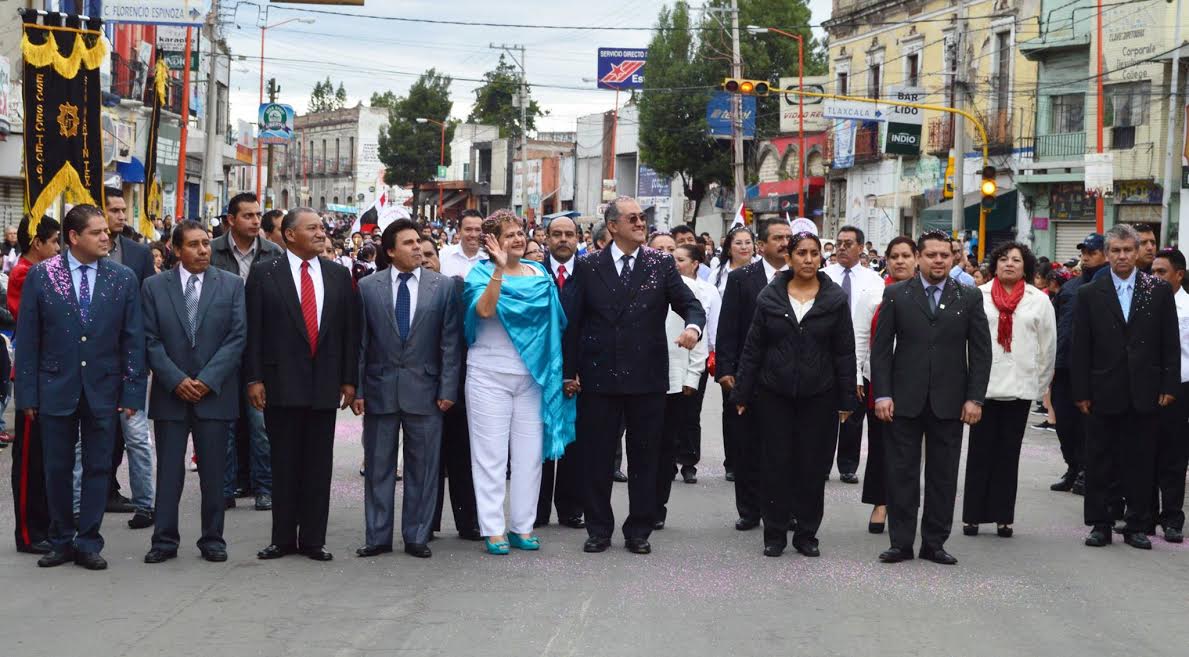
[178,266,205,301]
[761,258,788,284]
[1175,287,1189,383]
[609,242,641,275]
[468,267,544,376]
[440,243,483,279]
[391,266,421,327]
[788,296,815,322]
[548,254,575,283]
[685,274,721,351]
[979,282,1057,401]
[286,250,324,328]
[66,249,97,303]
[665,277,709,394]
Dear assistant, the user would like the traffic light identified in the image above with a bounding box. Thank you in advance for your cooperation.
[721,78,770,96]
[979,165,997,211]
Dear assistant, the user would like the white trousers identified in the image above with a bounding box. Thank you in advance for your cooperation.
[466,367,544,536]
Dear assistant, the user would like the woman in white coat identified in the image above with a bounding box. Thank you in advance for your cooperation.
[962,241,1056,538]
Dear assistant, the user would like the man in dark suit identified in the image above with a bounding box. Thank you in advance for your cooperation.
[564,196,706,555]
[142,221,246,564]
[1071,224,1181,550]
[872,230,991,565]
[536,215,584,529]
[247,207,359,561]
[715,218,791,531]
[103,188,155,523]
[15,204,147,570]
[353,220,460,559]
[211,192,283,511]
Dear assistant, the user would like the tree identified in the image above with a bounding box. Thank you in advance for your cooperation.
[638,2,732,220]
[467,54,543,140]
[334,82,347,109]
[308,77,346,113]
[370,90,398,109]
[375,69,455,219]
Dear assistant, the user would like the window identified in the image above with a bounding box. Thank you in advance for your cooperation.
[867,64,881,100]
[838,72,848,96]
[349,136,355,170]
[995,31,1011,112]
[1105,81,1150,127]
[906,54,919,87]
[1050,94,1085,133]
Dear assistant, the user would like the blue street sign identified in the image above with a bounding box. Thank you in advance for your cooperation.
[706,92,756,139]
[597,48,647,90]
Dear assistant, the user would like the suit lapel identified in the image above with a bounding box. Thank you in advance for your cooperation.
[162,268,190,335]
[407,270,435,338]
[1100,275,1127,326]
[315,259,336,351]
[49,254,84,323]
[92,259,118,324]
[595,247,621,295]
[936,278,959,317]
[271,257,309,343]
[194,269,221,336]
[376,269,401,340]
[908,277,934,320]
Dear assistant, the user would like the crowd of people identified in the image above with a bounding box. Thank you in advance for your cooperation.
[5,189,1187,571]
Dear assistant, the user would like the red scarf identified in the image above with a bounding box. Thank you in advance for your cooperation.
[990,277,1025,352]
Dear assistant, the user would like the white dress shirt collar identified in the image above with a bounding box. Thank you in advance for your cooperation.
[761,258,788,283]
[549,254,575,278]
[285,251,324,327]
[179,266,205,291]
[1110,268,1137,290]
[609,241,641,264]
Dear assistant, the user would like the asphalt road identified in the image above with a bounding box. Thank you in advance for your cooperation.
[0,386,1185,657]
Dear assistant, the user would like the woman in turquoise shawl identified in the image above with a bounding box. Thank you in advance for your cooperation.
[462,210,575,555]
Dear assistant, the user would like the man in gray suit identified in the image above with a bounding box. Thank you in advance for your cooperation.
[352,219,461,559]
[141,221,247,563]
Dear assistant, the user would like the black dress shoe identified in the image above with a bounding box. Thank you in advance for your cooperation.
[878,546,915,563]
[962,524,978,536]
[37,549,74,567]
[724,470,736,482]
[612,469,628,483]
[735,517,760,531]
[680,465,697,484]
[404,543,432,558]
[868,522,885,534]
[256,544,292,560]
[1123,532,1152,550]
[254,494,272,511]
[200,547,228,562]
[625,538,651,554]
[224,497,236,510]
[839,472,860,484]
[558,516,586,529]
[652,519,665,530]
[1049,470,1076,491]
[919,547,958,565]
[144,548,177,564]
[233,486,250,498]
[1165,527,1184,543]
[127,510,154,529]
[1085,526,1112,547]
[583,537,611,553]
[996,525,1013,538]
[74,551,108,570]
[356,544,393,557]
[302,546,334,561]
[106,494,136,513]
[793,541,821,557]
[458,528,483,541]
[763,544,784,557]
[1071,473,1086,496]
[18,539,53,555]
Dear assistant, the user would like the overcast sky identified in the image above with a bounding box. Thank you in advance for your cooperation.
[223,0,833,134]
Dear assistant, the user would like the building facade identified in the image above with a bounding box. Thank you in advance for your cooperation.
[274,104,388,214]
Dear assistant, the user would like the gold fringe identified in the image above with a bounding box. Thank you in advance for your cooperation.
[26,163,99,238]
[21,30,107,79]
[154,60,168,104]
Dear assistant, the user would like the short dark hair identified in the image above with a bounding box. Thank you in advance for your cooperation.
[171,220,209,248]
[671,224,695,239]
[675,243,703,265]
[381,218,421,253]
[916,229,952,253]
[1155,247,1186,272]
[63,204,104,244]
[459,209,484,227]
[420,236,439,255]
[1133,223,1157,236]
[226,192,258,218]
[103,187,123,200]
[17,215,60,254]
[788,231,822,253]
[756,218,787,243]
[988,241,1037,283]
[281,207,317,241]
[837,224,865,245]
[261,209,283,234]
[884,235,917,258]
[604,196,636,224]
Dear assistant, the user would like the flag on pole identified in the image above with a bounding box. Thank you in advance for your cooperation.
[350,190,387,235]
[731,202,747,228]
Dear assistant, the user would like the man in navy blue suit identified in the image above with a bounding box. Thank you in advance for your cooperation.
[563,196,706,555]
[15,204,146,570]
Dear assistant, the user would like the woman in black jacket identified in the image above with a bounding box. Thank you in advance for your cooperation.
[733,231,856,558]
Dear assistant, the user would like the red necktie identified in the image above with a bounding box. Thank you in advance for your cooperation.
[556,264,566,291]
[300,261,318,356]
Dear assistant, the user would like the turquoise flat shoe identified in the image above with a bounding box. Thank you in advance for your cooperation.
[484,538,510,555]
[508,534,540,551]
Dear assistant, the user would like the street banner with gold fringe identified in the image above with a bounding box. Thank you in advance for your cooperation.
[141,55,168,237]
[20,11,106,237]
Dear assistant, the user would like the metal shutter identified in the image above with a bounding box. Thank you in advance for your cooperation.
[1054,220,1095,262]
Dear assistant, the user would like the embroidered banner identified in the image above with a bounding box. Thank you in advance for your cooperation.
[142,56,168,235]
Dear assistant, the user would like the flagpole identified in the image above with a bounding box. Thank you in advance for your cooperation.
[174,27,193,219]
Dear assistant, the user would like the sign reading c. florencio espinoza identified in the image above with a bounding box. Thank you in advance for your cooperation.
[102,0,209,27]
[597,48,647,90]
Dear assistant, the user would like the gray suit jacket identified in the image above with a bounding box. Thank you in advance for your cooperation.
[358,266,461,416]
[209,232,283,278]
[142,266,247,421]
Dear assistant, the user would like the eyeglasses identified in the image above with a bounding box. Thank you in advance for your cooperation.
[620,213,647,224]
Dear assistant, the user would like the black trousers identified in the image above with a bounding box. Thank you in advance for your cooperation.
[11,412,49,550]
[152,415,229,551]
[835,393,865,475]
[432,397,479,535]
[860,382,886,507]
[1152,382,1189,530]
[578,391,664,541]
[108,420,125,497]
[1050,368,1084,473]
[755,388,838,548]
[723,393,762,522]
[537,438,583,526]
[655,391,701,522]
[1084,409,1157,531]
[675,371,708,468]
[264,406,337,550]
[884,406,963,552]
[41,394,117,554]
[962,399,1031,525]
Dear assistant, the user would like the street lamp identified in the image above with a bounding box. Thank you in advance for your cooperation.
[256,16,315,200]
[747,25,806,221]
[416,117,448,221]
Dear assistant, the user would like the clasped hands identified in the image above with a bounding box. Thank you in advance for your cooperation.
[874,398,983,425]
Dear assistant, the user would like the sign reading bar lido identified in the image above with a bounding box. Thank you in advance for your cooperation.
[822,99,887,122]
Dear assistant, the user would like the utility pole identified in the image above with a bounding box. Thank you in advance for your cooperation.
[1160,0,1183,246]
[491,43,529,216]
[265,78,278,208]
[730,0,745,209]
[950,2,967,238]
[200,0,221,221]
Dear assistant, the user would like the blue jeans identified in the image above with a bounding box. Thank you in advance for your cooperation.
[224,404,270,496]
[119,409,155,512]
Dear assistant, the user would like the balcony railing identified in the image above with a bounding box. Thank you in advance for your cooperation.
[974,109,1014,154]
[926,117,952,156]
[1035,131,1087,161]
[853,124,881,164]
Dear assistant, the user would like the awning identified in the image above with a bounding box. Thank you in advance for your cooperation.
[326,203,358,214]
[116,157,145,184]
[920,189,1017,233]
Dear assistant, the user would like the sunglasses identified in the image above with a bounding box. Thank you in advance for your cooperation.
[619,213,647,224]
